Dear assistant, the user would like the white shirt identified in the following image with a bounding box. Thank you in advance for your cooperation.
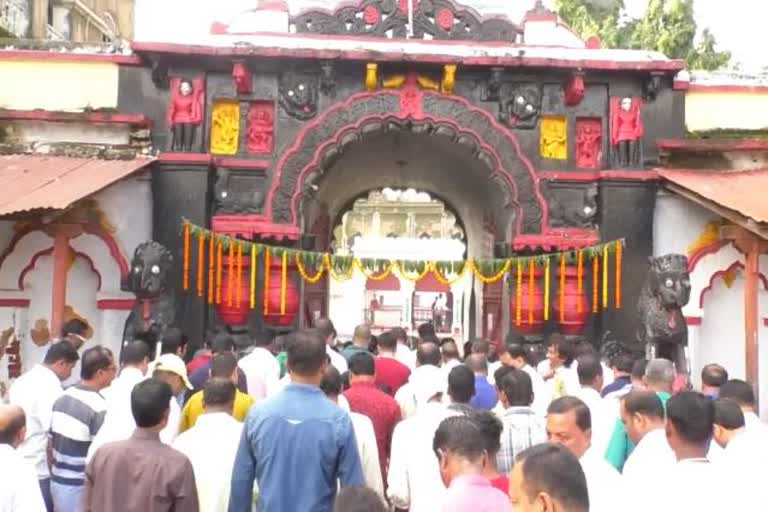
[9,364,63,478]
[387,402,459,512]
[622,429,676,512]
[575,387,614,456]
[327,345,348,374]
[579,447,622,512]
[174,412,244,512]
[744,411,768,437]
[396,343,416,371]
[238,347,280,400]
[661,459,724,512]
[349,412,384,500]
[86,367,145,462]
[538,360,580,398]
[159,397,181,444]
[521,364,550,417]
[487,361,502,385]
[718,429,768,507]
[0,444,46,512]
[395,365,445,420]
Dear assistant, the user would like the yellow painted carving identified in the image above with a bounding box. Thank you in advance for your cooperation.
[540,116,567,160]
[365,63,378,91]
[686,220,724,257]
[210,100,240,155]
[721,266,738,288]
[441,64,456,94]
[417,75,439,91]
[382,74,405,89]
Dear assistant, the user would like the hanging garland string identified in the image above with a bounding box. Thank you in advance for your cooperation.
[396,261,432,282]
[615,240,622,308]
[226,241,234,307]
[250,243,257,309]
[355,258,394,281]
[196,230,204,297]
[280,251,288,315]
[559,254,566,323]
[236,241,243,309]
[468,259,511,284]
[543,257,550,321]
[207,231,215,304]
[263,249,270,316]
[602,244,609,309]
[296,253,328,284]
[432,261,466,286]
[592,253,599,313]
[515,259,522,326]
[527,258,534,325]
[182,221,190,291]
[576,249,583,314]
[215,241,223,305]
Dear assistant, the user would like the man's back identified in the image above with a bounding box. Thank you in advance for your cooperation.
[496,406,547,474]
[84,430,198,512]
[237,347,280,400]
[230,383,363,512]
[0,444,46,511]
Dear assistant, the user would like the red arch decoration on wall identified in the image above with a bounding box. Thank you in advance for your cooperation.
[265,87,549,237]
[687,239,731,272]
[18,247,103,291]
[698,261,768,309]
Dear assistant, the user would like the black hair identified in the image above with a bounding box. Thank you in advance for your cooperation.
[210,332,235,354]
[465,353,488,374]
[43,341,79,365]
[701,364,728,388]
[210,352,238,378]
[547,334,574,367]
[203,378,236,408]
[420,334,440,345]
[713,399,745,430]
[471,339,490,356]
[333,486,388,512]
[433,415,487,462]
[500,367,533,407]
[447,365,475,404]
[505,329,526,346]
[0,408,25,445]
[160,327,186,355]
[286,329,327,376]
[614,354,636,374]
[131,378,172,428]
[315,318,337,340]
[471,410,503,456]
[417,322,436,339]
[417,342,441,367]
[81,346,113,380]
[631,359,648,380]
[120,341,149,366]
[441,340,459,360]
[719,379,756,407]
[547,396,591,432]
[377,330,397,351]
[576,354,603,386]
[505,343,528,361]
[493,365,514,389]
[574,341,597,358]
[320,365,343,397]
[348,351,375,376]
[515,443,589,512]
[253,331,274,348]
[666,391,715,444]
[622,391,665,419]
[62,318,88,337]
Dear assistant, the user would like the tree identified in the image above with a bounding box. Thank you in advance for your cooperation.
[554,0,730,70]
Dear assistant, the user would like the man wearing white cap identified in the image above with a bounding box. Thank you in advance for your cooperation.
[152,353,193,443]
[388,343,460,512]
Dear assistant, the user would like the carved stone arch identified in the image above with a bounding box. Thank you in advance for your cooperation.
[265,89,547,240]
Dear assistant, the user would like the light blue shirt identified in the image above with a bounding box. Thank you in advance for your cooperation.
[229,383,364,511]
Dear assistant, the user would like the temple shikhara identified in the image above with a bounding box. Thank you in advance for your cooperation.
[0,0,766,416]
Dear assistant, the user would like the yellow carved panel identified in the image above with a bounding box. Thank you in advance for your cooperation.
[540,115,567,160]
[210,100,240,155]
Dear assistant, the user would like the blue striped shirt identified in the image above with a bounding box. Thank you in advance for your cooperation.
[50,385,106,486]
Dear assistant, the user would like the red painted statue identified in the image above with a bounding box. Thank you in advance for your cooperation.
[232,61,252,95]
[246,102,274,153]
[166,77,204,152]
[563,73,584,106]
[575,118,602,169]
[609,97,643,168]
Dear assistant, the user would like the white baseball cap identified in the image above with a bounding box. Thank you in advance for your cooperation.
[151,353,193,389]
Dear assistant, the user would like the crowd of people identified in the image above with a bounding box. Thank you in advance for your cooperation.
[1,318,767,511]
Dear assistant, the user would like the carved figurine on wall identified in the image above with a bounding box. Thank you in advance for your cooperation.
[610,97,643,168]
[246,103,274,154]
[637,254,691,375]
[279,73,319,120]
[167,77,204,152]
[213,168,265,214]
[121,241,177,355]
[547,183,598,229]
[499,85,542,130]
[576,118,602,169]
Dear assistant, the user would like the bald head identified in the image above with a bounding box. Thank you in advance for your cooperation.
[417,342,441,367]
[353,324,371,348]
[465,353,488,375]
[442,340,459,362]
[0,405,26,448]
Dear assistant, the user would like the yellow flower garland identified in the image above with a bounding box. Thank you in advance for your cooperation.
[354,258,394,280]
[396,261,432,282]
[432,263,466,286]
[296,253,328,284]
[250,244,256,309]
[468,259,510,284]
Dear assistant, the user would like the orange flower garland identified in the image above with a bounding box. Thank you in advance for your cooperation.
[227,241,234,308]
[196,230,204,297]
[528,259,534,325]
[543,257,550,321]
[592,253,599,313]
[215,241,222,305]
[515,260,522,326]
[182,222,190,291]
[576,249,583,314]
[263,249,270,316]
[250,245,256,309]
[615,240,622,308]
[559,254,565,323]
[207,232,214,304]
[236,242,243,308]
[602,244,609,309]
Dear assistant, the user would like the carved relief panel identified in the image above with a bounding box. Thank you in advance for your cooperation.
[575,118,602,169]
[540,116,567,160]
[210,99,240,155]
[246,102,275,154]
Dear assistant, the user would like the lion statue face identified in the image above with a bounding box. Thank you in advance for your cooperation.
[279,74,318,120]
[500,85,542,129]
[124,241,173,299]
[648,254,691,309]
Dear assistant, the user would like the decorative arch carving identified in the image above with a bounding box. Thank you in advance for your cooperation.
[266,89,547,239]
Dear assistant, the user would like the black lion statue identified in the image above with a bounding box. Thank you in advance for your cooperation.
[636,254,691,373]
[121,241,177,355]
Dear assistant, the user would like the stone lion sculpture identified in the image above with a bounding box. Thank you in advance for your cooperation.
[121,241,177,355]
[636,254,691,373]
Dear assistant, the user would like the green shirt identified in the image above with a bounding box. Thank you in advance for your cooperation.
[604,390,670,471]
[276,352,287,378]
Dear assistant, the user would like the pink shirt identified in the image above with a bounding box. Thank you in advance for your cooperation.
[442,474,509,512]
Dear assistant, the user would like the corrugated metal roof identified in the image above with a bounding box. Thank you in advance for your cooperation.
[659,168,768,223]
[0,155,153,216]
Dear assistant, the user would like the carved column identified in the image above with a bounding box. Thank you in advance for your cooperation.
[30,0,48,39]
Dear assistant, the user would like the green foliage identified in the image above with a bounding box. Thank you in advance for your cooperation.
[554,0,730,70]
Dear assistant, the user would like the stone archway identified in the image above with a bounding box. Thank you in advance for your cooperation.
[265,85,548,241]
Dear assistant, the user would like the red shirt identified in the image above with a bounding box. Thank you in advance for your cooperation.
[343,381,401,483]
[490,474,509,495]
[374,356,411,395]
[186,353,211,375]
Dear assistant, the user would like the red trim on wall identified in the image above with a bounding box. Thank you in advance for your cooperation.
[18,247,103,291]
[211,214,300,240]
[687,240,731,272]
[0,109,152,126]
[512,231,599,250]
[672,80,690,91]
[0,49,142,65]
[131,42,685,71]
[685,316,702,326]
[213,157,270,170]
[157,152,213,164]
[688,84,768,93]
[657,139,768,152]
[97,298,135,310]
[155,154,270,169]
[699,261,768,308]
[538,170,660,181]
[0,298,30,307]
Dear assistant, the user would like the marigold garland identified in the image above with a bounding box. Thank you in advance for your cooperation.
[543,257,551,321]
[280,251,288,315]
[592,253,599,313]
[355,259,394,280]
[250,244,256,309]
[196,230,204,297]
[296,253,328,283]
[576,249,583,314]
[515,259,522,326]
[263,249,270,316]
[615,240,622,308]
[227,241,234,307]
[182,222,190,291]
[528,259,534,325]
[559,254,565,323]
[432,263,466,286]
[602,244,609,309]
[468,259,510,284]
[396,261,432,282]
[236,242,243,309]
[207,231,215,304]
[328,259,355,281]
[215,241,222,305]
